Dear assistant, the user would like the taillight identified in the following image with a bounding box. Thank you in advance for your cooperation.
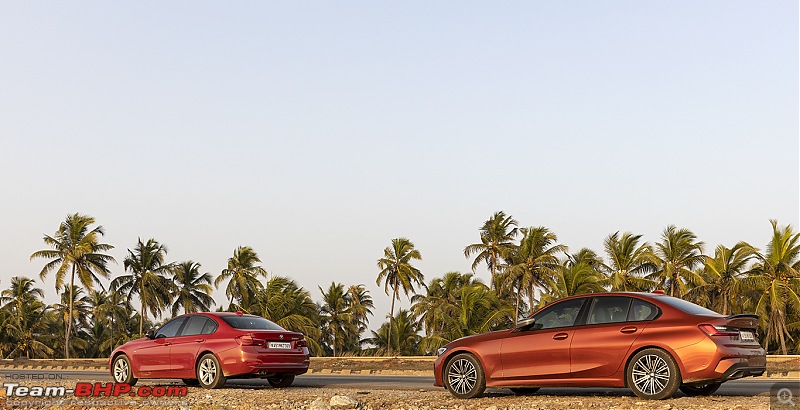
[296,339,307,348]
[235,335,266,346]
[699,324,738,337]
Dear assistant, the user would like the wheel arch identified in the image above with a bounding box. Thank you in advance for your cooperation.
[622,345,684,388]
[195,350,224,376]
[110,351,137,378]
[441,348,486,382]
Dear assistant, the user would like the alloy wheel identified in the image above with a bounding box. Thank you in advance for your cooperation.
[448,358,478,396]
[113,358,129,383]
[198,358,217,386]
[631,354,670,396]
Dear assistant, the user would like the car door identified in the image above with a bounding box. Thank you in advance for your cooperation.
[500,297,587,380]
[570,296,657,378]
[169,316,216,377]
[135,317,187,377]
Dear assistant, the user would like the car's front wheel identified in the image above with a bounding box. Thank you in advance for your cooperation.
[267,374,295,388]
[626,348,680,400]
[196,354,227,389]
[111,354,138,386]
[679,382,721,396]
[445,353,486,399]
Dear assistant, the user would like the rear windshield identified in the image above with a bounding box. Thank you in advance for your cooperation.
[221,316,284,330]
[658,296,720,316]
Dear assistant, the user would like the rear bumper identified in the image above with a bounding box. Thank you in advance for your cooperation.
[220,348,310,378]
[678,339,766,384]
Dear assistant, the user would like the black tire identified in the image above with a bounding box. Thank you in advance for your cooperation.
[626,348,681,400]
[182,378,200,387]
[679,382,722,396]
[444,353,486,399]
[196,353,227,389]
[510,387,540,395]
[267,374,295,388]
[111,354,138,386]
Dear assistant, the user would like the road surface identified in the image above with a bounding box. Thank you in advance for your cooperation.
[0,369,793,396]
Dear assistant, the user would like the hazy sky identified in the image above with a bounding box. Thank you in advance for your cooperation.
[0,2,797,330]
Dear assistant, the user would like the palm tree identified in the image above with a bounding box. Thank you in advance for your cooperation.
[502,227,566,321]
[745,220,800,354]
[0,276,45,314]
[412,272,514,353]
[111,238,174,335]
[464,211,519,290]
[215,246,267,311]
[53,285,93,354]
[30,213,115,358]
[651,226,705,297]
[252,276,323,355]
[2,299,54,359]
[345,285,374,352]
[688,242,755,315]
[600,232,658,292]
[538,257,605,308]
[376,237,424,354]
[365,309,422,356]
[171,261,215,315]
[318,282,354,357]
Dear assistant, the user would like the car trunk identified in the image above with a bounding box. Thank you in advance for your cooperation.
[701,314,762,348]
[245,330,307,359]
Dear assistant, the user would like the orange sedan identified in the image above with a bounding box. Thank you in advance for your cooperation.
[433,292,766,400]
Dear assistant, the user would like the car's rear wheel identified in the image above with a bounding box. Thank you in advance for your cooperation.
[679,382,721,396]
[267,374,295,388]
[197,353,227,389]
[112,354,138,386]
[181,378,200,387]
[626,348,680,400]
[445,353,486,399]
[510,387,540,395]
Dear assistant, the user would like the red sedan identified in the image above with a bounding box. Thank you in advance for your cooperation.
[434,292,766,400]
[109,312,310,388]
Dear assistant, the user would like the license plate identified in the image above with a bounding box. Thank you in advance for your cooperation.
[268,342,292,349]
[740,331,755,342]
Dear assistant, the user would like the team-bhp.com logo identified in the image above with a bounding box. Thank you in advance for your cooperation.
[3,382,188,398]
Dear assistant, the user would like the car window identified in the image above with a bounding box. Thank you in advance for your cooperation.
[657,296,719,315]
[627,299,659,321]
[201,317,218,334]
[221,316,284,330]
[588,297,632,325]
[155,317,186,338]
[532,298,586,330]
[181,316,208,336]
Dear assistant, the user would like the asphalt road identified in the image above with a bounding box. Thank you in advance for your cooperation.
[0,369,794,397]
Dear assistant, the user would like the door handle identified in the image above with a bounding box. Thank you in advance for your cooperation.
[620,326,638,334]
[194,339,205,343]
[553,333,569,340]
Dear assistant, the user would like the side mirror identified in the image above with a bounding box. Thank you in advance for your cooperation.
[146,330,155,339]
[513,317,536,332]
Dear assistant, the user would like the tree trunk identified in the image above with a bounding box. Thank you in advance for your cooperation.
[66,264,75,359]
[139,275,146,336]
[388,275,397,355]
[490,250,496,291]
[514,292,520,324]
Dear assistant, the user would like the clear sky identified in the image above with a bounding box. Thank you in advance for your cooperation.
[0,2,797,330]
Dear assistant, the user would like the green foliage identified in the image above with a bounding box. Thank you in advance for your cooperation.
[252,276,323,356]
[171,261,215,315]
[30,213,115,358]
[364,309,422,356]
[464,211,519,290]
[215,246,267,311]
[111,238,174,335]
[376,237,424,354]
